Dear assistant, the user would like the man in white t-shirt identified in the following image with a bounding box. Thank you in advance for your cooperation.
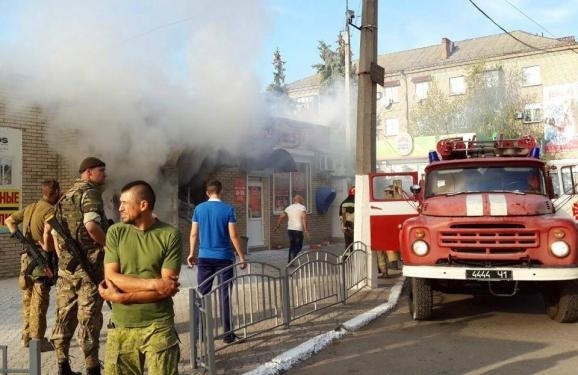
[274,195,309,264]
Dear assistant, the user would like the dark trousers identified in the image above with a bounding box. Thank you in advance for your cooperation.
[197,259,234,337]
[288,230,304,263]
[344,227,353,251]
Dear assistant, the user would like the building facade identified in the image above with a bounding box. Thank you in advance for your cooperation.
[287,31,578,176]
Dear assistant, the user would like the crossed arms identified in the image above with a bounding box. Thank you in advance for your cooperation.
[98,263,180,304]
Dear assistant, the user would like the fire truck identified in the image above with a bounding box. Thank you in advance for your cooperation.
[398,135,578,322]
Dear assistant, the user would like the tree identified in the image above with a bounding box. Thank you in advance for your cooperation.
[267,48,288,95]
[409,62,539,139]
[312,33,356,92]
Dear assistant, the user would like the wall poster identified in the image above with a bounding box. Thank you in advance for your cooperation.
[0,127,23,234]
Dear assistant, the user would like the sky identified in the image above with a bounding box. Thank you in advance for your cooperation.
[263,0,578,84]
[0,0,577,208]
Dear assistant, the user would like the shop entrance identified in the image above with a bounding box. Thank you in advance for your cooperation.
[247,177,264,247]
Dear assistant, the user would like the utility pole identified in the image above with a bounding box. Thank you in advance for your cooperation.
[356,0,378,174]
[344,1,352,162]
[354,0,380,288]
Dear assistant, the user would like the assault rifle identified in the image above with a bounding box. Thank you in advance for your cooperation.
[11,229,55,281]
[46,214,102,287]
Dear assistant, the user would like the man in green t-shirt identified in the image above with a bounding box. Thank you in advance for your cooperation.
[98,180,182,375]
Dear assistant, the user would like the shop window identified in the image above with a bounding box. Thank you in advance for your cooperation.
[273,162,310,213]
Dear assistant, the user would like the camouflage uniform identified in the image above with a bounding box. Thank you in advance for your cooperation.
[9,199,56,346]
[51,179,108,370]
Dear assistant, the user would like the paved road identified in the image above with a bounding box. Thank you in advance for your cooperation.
[287,290,578,375]
[0,243,403,375]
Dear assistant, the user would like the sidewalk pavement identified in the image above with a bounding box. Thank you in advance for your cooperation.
[0,242,404,375]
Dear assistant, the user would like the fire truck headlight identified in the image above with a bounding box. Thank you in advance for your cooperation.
[550,241,570,258]
[412,240,429,256]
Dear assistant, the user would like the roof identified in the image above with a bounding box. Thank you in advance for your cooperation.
[379,31,576,74]
[287,31,576,90]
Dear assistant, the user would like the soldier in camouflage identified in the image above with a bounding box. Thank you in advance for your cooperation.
[50,157,108,375]
[4,179,60,352]
[98,180,182,375]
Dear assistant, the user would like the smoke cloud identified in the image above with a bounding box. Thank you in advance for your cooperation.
[0,0,271,193]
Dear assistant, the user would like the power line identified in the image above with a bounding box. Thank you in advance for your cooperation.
[501,0,555,37]
[468,0,547,51]
[121,16,196,44]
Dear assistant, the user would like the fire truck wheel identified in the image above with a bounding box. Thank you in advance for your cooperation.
[544,280,578,323]
[409,277,433,320]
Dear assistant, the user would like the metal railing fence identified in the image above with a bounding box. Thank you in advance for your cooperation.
[191,241,368,375]
[0,340,40,375]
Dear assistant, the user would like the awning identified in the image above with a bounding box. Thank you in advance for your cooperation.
[241,148,297,173]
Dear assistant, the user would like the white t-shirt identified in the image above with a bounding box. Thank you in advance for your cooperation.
[285,203,306,231]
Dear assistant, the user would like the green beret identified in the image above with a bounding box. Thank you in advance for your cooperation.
[78,157,106,173]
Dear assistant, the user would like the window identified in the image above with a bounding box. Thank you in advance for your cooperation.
[371,174,416,200]
[483,70,502,87]
[383,85,399,104]
[558,165,578,196]
[273,162,310,213]
[415,81,429,101]
[385,118,399,136]
[523,103,542,123]
[522,66,541,86]
[449,76,466,95]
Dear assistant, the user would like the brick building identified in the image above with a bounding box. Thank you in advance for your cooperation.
[0,103,339,279]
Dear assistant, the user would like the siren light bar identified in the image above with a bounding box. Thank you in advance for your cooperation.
[430,135,540,161]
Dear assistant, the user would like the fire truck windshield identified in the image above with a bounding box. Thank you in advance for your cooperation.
[426,166,545,197]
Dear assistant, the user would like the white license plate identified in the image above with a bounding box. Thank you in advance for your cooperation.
[466,269,512,280]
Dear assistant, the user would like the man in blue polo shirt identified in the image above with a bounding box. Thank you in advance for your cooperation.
[187,179,247,344]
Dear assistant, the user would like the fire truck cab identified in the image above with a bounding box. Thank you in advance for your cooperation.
[400,135,578,322]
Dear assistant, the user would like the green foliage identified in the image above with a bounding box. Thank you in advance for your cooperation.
[409,62,538,139]
[267,48,288,95]
[409,81,464,136]
[312,33,356,93]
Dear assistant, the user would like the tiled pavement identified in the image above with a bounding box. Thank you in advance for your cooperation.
[0,243,403,375]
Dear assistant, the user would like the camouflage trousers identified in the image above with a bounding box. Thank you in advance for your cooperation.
[21,275,50,341]
[50,270,104,369]
[105,319,180,375]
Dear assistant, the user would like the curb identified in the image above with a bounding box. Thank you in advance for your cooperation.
[243,277,406,375]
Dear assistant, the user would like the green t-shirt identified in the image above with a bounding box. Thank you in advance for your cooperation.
[104,219,183,327]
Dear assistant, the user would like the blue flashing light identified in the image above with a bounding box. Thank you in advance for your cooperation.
[530,147,540,159]
[428,150,440,163]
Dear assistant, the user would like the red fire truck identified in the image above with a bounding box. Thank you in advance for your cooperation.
[398,135,578,322]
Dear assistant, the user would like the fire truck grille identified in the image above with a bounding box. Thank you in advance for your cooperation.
[440,224,538,254]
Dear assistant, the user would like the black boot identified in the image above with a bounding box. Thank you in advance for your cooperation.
[87,366,101,375]
[58,361,81,375]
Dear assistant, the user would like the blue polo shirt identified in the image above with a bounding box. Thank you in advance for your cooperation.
[192,198,237,261]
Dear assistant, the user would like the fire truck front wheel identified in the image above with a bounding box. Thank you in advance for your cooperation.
[409,277,433,320]
[544,280,578,323]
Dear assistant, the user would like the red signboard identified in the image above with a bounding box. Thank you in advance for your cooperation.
[234,178,245,203]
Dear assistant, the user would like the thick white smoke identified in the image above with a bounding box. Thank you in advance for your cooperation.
[0,0,270,186]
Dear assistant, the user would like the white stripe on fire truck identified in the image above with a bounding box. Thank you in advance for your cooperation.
[488,194,507,216]
[466,194,483,216]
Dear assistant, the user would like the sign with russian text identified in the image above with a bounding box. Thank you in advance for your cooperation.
[0,127,22,234]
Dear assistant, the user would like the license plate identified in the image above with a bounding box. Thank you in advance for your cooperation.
[466,269,512,280]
